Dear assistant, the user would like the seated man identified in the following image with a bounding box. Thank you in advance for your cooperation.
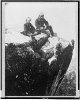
[24,17,35,36]
[35,12,54,36]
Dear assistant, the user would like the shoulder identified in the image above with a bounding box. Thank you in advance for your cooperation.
[43,18,48,24]
[24,22,28,25]
[35,18,39,22]
[24,23,29,26]
[43,18,47,21]
[30,23,33,26]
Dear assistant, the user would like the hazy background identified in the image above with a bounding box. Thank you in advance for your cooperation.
[5,2,78,59]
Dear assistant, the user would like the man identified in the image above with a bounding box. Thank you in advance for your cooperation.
[24,17,35,36]
[35,12,54,36]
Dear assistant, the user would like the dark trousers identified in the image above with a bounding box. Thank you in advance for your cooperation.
[47,25,54,36]
[41,29,50,37]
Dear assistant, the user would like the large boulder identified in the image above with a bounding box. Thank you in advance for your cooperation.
[5,30,74,96]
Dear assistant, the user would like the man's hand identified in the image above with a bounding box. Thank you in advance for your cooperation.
[34,31,37,35]
[40,27,44,30]
[36,28,40,31]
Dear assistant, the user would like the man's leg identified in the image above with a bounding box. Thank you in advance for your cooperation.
[24,31,27,35]
[35,28,41,34]
[48,25,54,36]
[41,29,50,37]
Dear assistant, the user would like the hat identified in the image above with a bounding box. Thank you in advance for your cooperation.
[39,12,44,17]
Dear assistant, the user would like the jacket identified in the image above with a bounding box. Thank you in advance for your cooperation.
[24,22,35,34]
[35,18,49,29]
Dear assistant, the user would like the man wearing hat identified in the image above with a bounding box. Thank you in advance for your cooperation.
[35,12,54,36]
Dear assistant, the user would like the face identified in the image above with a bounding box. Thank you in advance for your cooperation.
[40,15,44,19]
[38,15,44,19]
[26,19,31,23]
[27,20,30,23]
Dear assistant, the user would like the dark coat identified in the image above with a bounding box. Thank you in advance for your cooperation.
[24,22,35,34]
[35,18,49,29]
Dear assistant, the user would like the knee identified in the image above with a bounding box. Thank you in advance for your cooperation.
[49,25,52,29]
[47,25,52,29]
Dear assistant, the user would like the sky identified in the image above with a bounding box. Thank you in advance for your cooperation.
[5,2,78,58]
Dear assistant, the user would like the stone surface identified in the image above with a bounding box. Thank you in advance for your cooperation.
[5,31,74,96]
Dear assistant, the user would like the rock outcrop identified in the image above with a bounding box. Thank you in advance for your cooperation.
[5,31,74,96]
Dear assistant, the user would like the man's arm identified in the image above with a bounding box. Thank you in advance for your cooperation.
[44,19,49,25]
[30,23,35,31]
[35,19,41,29]
[24,24,31,34]
[44,19,49,29]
